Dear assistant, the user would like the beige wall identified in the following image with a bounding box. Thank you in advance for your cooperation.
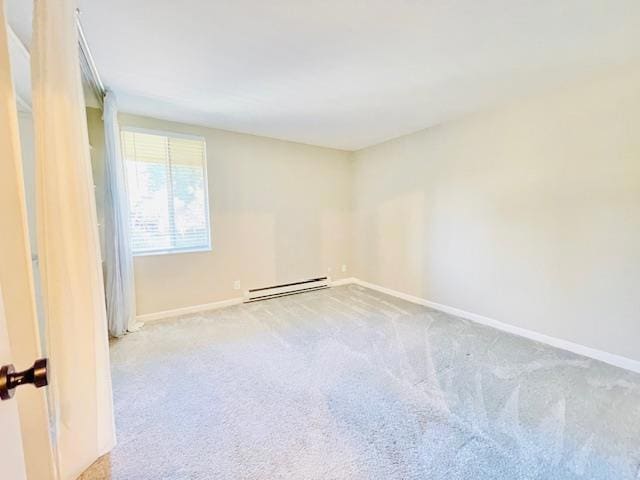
[87,110,353,315]
[353,65,640,362]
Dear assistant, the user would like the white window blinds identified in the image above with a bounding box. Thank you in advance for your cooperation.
[121,129,211,255]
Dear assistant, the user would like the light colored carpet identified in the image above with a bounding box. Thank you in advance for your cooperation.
[81,284,640,479]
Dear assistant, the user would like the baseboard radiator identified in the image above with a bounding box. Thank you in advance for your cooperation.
[244,277,330,303]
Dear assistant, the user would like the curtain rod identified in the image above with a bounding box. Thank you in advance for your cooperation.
[75,8,106,104]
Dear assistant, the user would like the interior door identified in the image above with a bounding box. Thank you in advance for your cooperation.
[1,2,56,477]
[0,286,27,480]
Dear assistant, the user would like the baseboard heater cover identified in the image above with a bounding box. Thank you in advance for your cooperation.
[244,277,330,302]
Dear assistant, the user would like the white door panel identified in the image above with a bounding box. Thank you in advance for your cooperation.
[1,2,56,477]
[0,287,27,480]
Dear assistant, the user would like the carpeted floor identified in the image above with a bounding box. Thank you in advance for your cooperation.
[81,284,640,479]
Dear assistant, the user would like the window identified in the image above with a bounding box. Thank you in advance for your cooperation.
[121,129,211,255]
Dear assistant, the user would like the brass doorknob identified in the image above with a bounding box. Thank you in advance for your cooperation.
[0,358,48,401]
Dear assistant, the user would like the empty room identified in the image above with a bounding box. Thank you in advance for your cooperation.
[1,0,639,479]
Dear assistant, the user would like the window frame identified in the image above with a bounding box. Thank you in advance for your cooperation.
[121,126,212,257]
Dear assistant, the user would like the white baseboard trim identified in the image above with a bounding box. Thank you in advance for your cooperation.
[133,277,639,373]
[351,278,640,374]
[137,280,358,323]
[136,297,244,323]
[330,277,357,286]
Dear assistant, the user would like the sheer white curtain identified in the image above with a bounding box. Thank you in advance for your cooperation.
[103,90,140,337]
[31,0,116,477]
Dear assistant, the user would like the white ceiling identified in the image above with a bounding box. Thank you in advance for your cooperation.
[7,0,640,150]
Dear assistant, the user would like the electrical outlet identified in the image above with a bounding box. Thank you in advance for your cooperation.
[341,264,347,273]
[233,280,241,290]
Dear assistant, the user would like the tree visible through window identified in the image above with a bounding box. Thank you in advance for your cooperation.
[121,129,211,255]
